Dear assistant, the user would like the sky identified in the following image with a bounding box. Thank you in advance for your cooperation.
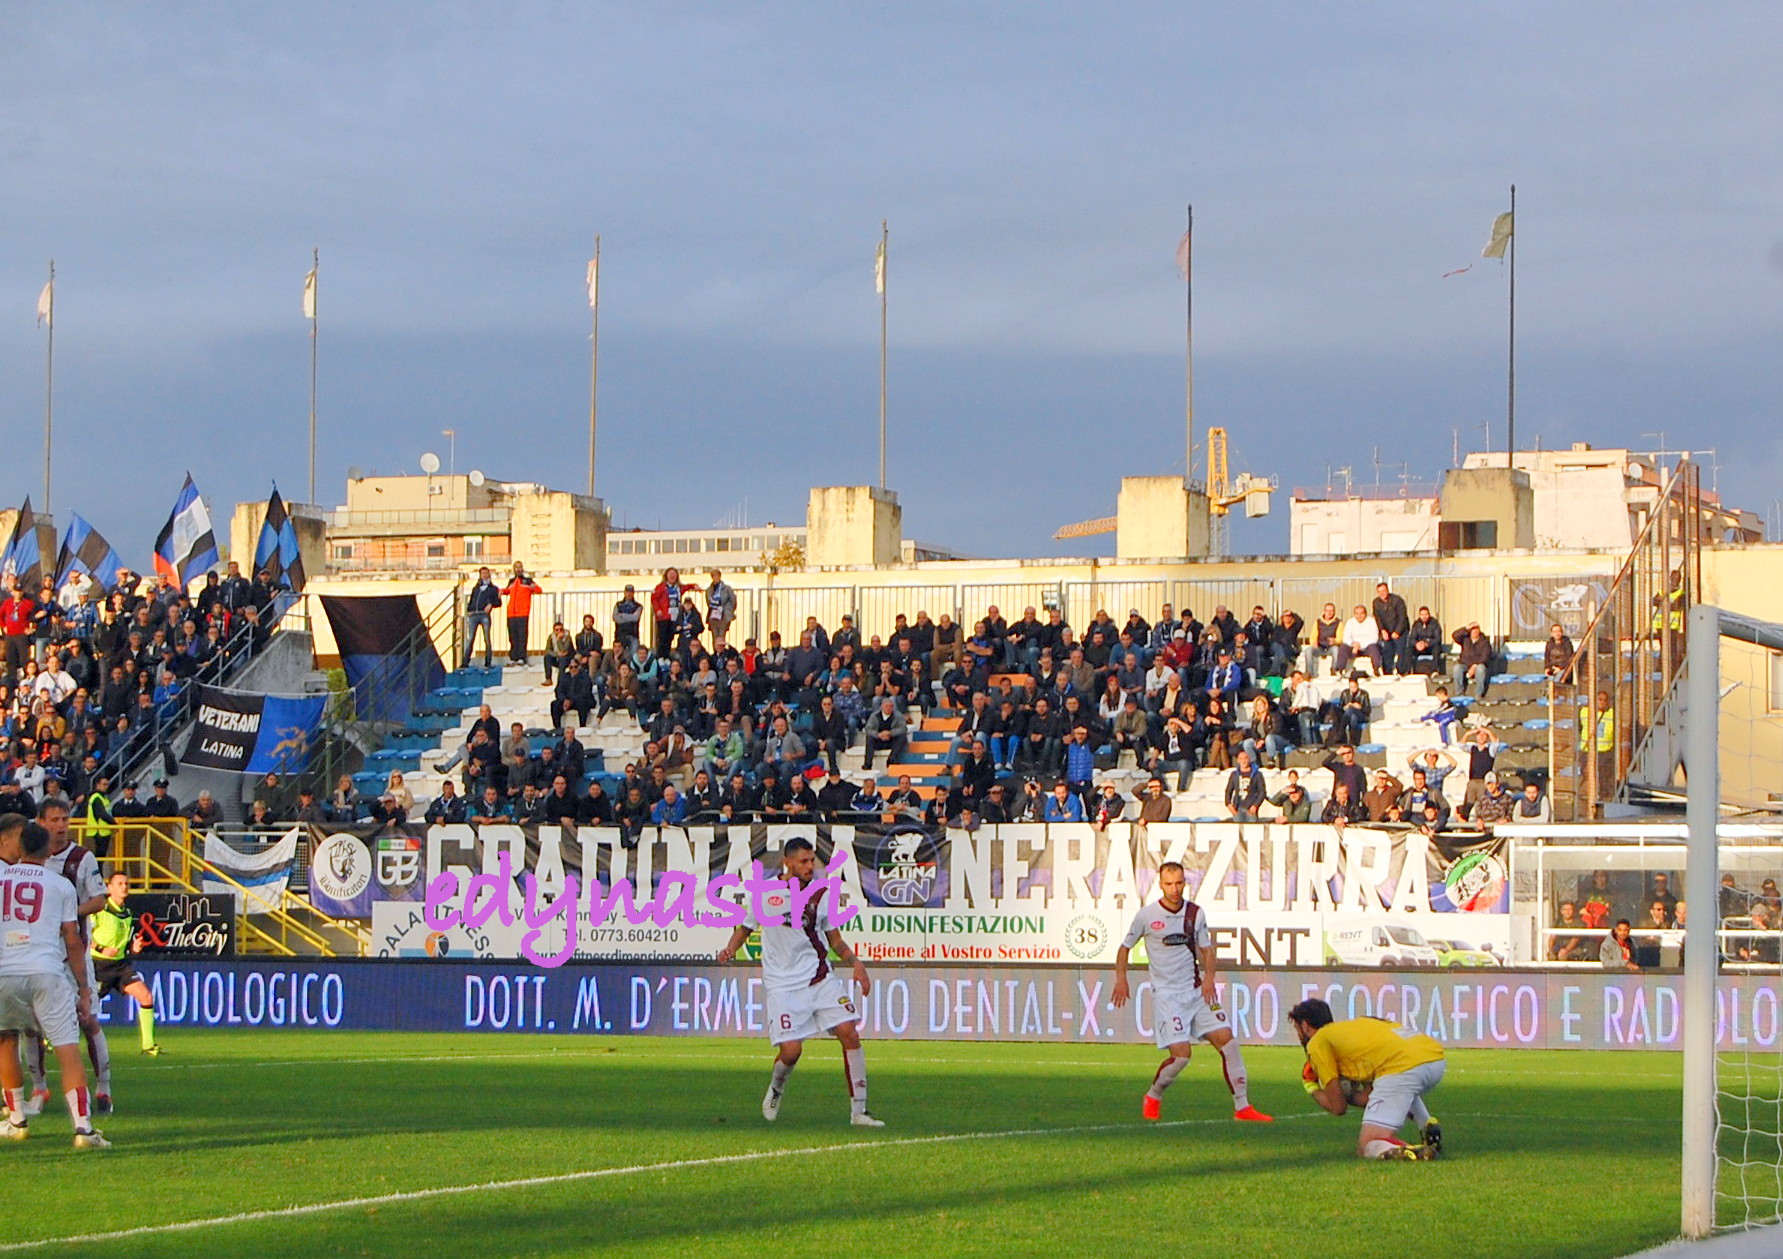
[2,2,1781,563]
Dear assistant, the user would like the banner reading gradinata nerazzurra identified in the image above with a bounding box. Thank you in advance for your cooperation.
[181,684,325,774]
[368,821,1512,969]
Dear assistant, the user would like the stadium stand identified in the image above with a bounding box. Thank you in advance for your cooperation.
[310,576,1559,834]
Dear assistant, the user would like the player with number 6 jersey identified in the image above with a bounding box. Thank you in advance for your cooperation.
[716,837,883,1127]
[1113,861,1271,1123]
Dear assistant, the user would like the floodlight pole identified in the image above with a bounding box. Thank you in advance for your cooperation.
[1680,602,1719,1239]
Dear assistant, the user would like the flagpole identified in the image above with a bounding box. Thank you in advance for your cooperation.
[308,247,319,505]
[1506,184,1516,463]
[879,219,888,490]
[588,235,601,498]
[43,260,54,515]
[1184,205,1194,488]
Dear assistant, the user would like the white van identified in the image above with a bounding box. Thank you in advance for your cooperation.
[1323,919,1443,969]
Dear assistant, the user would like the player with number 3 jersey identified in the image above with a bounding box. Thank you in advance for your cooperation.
[1113,861,1272,1123]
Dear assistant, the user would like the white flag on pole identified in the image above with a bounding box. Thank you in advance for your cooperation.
[1175,229,1192,281]
[875,239,886,295]
[586,257,598,308]
[36,281,53,328]
[302,266,317,319]
[1482,212,1514,260]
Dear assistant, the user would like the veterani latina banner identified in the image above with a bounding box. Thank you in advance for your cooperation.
[181,684,327,775]
[364,822,1511,968]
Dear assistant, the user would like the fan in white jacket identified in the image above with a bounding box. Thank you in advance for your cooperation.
[1335,607,1382,675]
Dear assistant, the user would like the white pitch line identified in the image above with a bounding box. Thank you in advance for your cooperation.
[130,1047,1234,1073]
[131,1049,629,1072]
[0,1115,1306,1252]
[1440,1111,1671,1124]
[131,1046,1686,1078]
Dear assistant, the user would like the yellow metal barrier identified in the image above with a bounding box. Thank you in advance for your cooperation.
[75,821,370,958]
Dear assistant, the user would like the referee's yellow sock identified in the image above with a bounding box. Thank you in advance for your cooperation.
[139,1008,156,1051]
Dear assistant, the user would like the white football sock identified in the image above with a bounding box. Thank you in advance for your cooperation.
[770,1058,795,1095]
[26,1039,46,1093]
[64,1086,90,1132]
[2,1085,23,1124]
[84,1026,111,1094]
[1363,1138,1403,1159]
[1147,1055,1189,1099]
[1217,1039,1250,1110]
[843,1047,867,1115]
[1410,1097,1432,1126]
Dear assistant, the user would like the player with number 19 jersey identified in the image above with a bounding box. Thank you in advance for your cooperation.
[0,863,83,1050]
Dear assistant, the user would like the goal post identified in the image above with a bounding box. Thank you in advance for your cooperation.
[1683,605,1783,1238]
[1682,603,1719,1238]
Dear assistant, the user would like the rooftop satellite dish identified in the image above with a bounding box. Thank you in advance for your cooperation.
[420,452,441,474]
[468,469,486,486]
[346,465,363,481]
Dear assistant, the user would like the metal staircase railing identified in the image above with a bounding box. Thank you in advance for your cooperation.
[292,584,463,807]
[95,591,306,790]
[79,819,370,956]
[1547,460,1704,819]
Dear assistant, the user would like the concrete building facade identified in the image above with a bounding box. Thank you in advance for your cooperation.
[302,474,608,576]
[1290,445,1760,557]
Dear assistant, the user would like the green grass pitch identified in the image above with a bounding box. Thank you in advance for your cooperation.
[0,1031,1682,1258]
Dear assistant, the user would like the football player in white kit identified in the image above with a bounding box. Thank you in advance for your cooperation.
[1113,862,1272,1123]
[24,798,112,1116]
[716,837,883,1127]
[0,817,111,1148]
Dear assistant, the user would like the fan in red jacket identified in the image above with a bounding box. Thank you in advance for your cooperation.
[0,581,39,679]
[649,567,698,657]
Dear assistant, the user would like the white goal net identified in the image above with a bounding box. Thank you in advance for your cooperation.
[1681,607,1783,1236]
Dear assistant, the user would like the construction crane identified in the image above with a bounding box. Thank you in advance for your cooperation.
[1053,427,1274,551]
[1205,426,1275,557]
[1052,514,1117,541]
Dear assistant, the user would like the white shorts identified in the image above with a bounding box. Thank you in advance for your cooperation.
[1152,986,1229,1049]
[765,974,860,1046]
[0,972,81,1048]
[1362,1059,1447,1130]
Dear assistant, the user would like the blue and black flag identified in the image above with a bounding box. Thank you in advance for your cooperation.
[1,499,43,592]
[53,513,125,594]
[254,487,307,591]
[320,595,445,723]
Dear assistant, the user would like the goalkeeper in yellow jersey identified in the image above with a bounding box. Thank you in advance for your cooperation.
[89,873,161,1056]
[1288,997,1442,1161]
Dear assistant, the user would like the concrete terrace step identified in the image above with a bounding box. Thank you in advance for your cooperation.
[884,763,954,780]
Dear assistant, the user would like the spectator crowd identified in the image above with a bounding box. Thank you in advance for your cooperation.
[0,560,286,851]
[1549,869,1783,971]
[425,568,1553,843]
